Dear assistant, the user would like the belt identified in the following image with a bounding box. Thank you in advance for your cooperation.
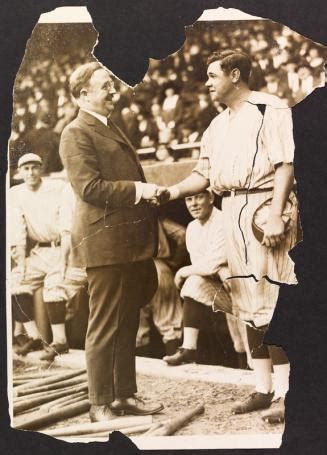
[222,187,273,197]
[37,240,61,247]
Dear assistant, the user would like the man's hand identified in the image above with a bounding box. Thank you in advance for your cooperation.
[141,183,159,200]
[262,213,286,248]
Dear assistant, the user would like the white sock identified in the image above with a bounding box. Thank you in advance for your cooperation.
[51,324,67,345]
[273,363,290,398]
[23,321,40,340]
[182,327,199,350]
[252,358,273,394]
[14,322,25,337]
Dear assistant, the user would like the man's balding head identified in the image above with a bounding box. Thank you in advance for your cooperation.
[69,62,117,116]
[69,62,103,99]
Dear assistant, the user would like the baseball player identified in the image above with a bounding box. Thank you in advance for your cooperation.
[163,190,250,367]
[9,153,86,360]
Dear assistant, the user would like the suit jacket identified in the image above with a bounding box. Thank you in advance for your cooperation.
[59,110,158,268]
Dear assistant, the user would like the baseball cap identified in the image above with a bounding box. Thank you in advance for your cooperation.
[18,153,43,168]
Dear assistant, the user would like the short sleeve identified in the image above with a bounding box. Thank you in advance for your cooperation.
[263,105,295,165]
[193,129,211,179]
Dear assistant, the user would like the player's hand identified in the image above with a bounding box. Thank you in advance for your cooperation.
[146,186,171,207]
[262,214,286,248]
[155,187,171,205]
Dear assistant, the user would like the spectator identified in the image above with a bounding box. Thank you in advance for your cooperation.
[161,82,184,132]
[294,62,322,103]
[261,69,292,102]
[24,112,62,174]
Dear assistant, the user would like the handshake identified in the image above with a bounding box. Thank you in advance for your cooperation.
[141,183,172,206]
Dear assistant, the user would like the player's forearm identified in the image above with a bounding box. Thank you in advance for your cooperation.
[181,260,220,278]
[168,172,209,200]
[270,163,294,216]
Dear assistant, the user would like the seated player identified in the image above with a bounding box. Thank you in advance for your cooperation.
[9,153,86,360]
[163,190,250,366]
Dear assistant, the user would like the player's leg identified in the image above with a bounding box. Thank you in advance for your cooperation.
[150,260,182,357]
[11,254,44,355]
[261,344,289,424]
[41,260,87,360]
[232,324,274,414]
[163,296,203,365]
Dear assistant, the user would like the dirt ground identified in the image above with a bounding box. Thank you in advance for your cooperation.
[12,360,283,437]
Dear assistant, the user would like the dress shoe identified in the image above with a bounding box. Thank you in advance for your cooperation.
[261,397,285,424]
[232,391,274,414]
[89,404,115,422]
[109,395,164,416]
[40,341,69,361]
[15,337,44,356]
[163,347,196,366]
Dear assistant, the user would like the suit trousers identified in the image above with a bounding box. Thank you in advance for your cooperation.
[86,259,157,405]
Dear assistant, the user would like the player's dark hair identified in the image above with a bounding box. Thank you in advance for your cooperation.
[207,49,252,83]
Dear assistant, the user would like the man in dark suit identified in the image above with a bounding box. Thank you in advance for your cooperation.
[59,62,164,422]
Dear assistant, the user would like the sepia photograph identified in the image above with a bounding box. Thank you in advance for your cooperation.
[6,4,327,450]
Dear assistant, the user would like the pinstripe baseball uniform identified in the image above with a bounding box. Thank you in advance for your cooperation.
[194,91,298,327]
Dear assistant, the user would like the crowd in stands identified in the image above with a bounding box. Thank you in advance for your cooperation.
[9,20,326,176]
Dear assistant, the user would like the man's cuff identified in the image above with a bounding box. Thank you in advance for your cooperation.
[134,181,144,204]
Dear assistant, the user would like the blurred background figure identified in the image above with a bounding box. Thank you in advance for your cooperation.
[136,218,188,358]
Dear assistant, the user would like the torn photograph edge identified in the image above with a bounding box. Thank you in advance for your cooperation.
[4,1,327,452]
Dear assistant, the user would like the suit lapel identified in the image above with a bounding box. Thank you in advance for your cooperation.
[78,110,124,144]
[108,118,147,181]
[78,110,146,181]
[108,118,134,151]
